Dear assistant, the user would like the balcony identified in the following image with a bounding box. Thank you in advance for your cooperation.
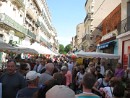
[26,8,37,21]
[0,13,27,36]
[117,16,130,35]
[11,0,24,8]
[27,30,36,39]
[82,34,91,42]
[33,0,42,12]
[40,36,47,46]
[84,13,93,23]
[40,22,51,37]
[44,14,51,28]
[35,19,40,27]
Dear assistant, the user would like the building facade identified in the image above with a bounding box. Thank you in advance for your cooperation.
[76,23,85,50]
[82,0,94,52]
[97,4,121,54]
[117,0,130,68]
[0,0,59,61]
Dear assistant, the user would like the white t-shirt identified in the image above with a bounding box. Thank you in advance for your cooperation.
[100,87,113,98]
[77,72,84,84]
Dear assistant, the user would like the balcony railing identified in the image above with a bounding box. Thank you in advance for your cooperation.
[40,36,52,48]
[40,36,47,46]
[0,13,27,35]
[26,7,37,21]
[117,16,130,35]
[82,34,87,42]
[84,14,93,23]
[33,0,42,12]
[11,0,24,8]
[27,30,36,39]
[36,19,40,27]
[40,22,50,37]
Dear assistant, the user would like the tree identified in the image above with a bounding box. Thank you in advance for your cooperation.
[64,44,72,53]
[59,44,65,54]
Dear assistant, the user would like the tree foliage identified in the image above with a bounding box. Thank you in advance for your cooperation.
[64,44,71,53]
[59,44,71,54]
[59,44,65,54]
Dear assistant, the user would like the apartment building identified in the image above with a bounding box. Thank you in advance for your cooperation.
[71,36,78,53]
[76,23,85,50]
[117,0,130,68]
[82,0,94,52]
[82,0,122,52]
[0,0,58,60]
[97,4,121,54]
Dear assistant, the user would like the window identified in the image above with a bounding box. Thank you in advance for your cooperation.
[32,27,34,31]
[20,14,22,17]
[13,8,16,11]
[114,26,117,29]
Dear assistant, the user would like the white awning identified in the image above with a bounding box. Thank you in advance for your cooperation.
[14,47,39,54]
[29,42,57,55]
[76,51,120,59]
[0,40,15,52]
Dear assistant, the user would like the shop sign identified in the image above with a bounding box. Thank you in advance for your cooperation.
[101,30,117,41]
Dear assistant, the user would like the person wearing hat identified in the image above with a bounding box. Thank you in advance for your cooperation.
[46,85,75,98]
[60,66,68,85]
[16,71,40,98]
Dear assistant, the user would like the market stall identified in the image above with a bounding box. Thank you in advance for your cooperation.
[76,50,120,59]
[13,47,39,54]
[0,40,15,53]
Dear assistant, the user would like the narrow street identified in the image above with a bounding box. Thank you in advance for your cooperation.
[0,0,130,98]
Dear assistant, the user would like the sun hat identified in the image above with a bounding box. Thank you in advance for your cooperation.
[26,71,41,81]
[46,85,75,98]
[61,66,67,71]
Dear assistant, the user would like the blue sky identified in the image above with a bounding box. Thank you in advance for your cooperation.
[46,0,86,46]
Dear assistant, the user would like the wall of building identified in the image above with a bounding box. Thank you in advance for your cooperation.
[76,23,85,49]
[118,31,130,67]
[0,0,58,55]
[121,0,127,20]
[91,0,121,29]
[102,4,121,36]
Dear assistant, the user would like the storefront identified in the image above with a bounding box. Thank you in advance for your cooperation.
[97,29,118,54]
[117,31,130,69]
[98,40,117,54]
[122,39,130,69]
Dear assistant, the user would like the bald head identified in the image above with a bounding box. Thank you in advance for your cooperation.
[45,63,54,74]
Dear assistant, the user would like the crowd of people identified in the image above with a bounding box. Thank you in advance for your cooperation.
[0,55,130,98]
